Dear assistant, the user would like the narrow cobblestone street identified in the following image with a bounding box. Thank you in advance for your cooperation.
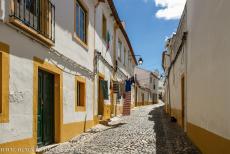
[44,103,201,154]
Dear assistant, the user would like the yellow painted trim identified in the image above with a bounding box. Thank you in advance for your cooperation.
[72,34,88,50]
[33,57,63,145]
[187,122,230,154]
[0,57,97,150]
[93,115,99,125]
[76,75,86,83]
[97,73,105,118]
[61,120,94,142]
[0,138,35,154]
[75,106,86,112]
[0,42,9,123]
[0,120,95,154]
[102,13,107,41]
[75,76,86,112]
[103,104,111,120]
[98,72,105,79]
[9,18,54,47]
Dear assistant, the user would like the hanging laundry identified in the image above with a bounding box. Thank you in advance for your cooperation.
[106,31,110,50]
[100,80,109,100]
[120,82,126,98]
[113,81,119,93]
[118,82,125,99]
[125,79,132,92]
[130,76,135,84]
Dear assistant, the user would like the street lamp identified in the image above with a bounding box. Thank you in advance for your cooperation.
[129,55,143,65]
[138,57,143,65]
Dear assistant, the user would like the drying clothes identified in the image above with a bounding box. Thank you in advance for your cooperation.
[100,80,109,100]
[125,80,132,92]
[120,82,125,98]
[113,81,119,93]
[106,32,110,50]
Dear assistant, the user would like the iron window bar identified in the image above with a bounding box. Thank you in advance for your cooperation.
[10,0,55,42]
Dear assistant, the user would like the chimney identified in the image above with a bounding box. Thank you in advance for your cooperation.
[121,21,126,30]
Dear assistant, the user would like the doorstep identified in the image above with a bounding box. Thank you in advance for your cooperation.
[36,143,60,154]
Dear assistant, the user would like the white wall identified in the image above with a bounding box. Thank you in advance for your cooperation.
[0,0,95,143]
[187,0,230,139]
[94,2,115,115]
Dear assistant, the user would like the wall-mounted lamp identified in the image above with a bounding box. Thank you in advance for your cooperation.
[129,55,143,65]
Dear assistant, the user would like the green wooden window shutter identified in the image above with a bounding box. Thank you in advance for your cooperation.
[100,80,109,100]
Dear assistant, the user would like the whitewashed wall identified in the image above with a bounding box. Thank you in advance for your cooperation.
[0,0,95,143]
[94,2,115,116]
[187,0,230,139]
[168,45,186,113]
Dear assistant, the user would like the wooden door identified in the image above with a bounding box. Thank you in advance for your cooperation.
[181,76,185,129]
[98,77,104,116]
[110,80,115,115]
[37,69,54,147]
[142,93,144,105]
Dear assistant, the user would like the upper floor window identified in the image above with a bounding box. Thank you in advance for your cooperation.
[124,48,126,66]
[75,0,87,44]
[118,40,122,60]
[10,0,55,42]
[102,14,107,41]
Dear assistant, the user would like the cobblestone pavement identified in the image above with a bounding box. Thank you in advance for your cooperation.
[44,103,201,154]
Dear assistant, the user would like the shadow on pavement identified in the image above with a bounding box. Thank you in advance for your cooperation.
[148,106,201,154]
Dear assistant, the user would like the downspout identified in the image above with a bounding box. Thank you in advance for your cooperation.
[113,21,118,116]
[93,0,100,122]
[167,73,171,115]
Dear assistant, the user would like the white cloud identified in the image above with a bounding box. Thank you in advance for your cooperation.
[155,0,186,20]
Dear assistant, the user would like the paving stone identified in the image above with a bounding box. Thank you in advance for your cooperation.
[44,103,201,154]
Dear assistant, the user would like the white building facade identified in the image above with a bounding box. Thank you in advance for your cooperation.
[162,1,230,153]
[134,67,159,106]
[0,0,137,152]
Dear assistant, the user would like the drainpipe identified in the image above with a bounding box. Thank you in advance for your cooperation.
[93,0,100,122]
[113,21,118,116]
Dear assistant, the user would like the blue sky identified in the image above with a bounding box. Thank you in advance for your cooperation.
[114,0,186,73]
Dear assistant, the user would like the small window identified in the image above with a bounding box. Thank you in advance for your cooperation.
[75,0,87,43]
[75,76,86,111]
[118,40,122,60]
[124,48,126,66]
[102,14,107,41]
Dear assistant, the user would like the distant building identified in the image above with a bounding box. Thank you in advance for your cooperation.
[134,67,159,106]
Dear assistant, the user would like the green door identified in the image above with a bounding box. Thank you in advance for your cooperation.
[37,69,55,147]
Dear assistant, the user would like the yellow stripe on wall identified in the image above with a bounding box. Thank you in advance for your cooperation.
[187,122,230,154]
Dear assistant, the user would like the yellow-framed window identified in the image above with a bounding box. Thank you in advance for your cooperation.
[124,48,126,66]
[102,14,107,41]
[75,76,86,112]
[118,39,122,60]
[0,42,9,123]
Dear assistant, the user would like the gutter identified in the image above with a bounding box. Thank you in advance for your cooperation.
[107,0,138,65]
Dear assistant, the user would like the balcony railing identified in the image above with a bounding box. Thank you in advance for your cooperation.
[10,0,55,42]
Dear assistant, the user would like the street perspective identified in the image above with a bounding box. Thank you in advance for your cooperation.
[0,0,230,154]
